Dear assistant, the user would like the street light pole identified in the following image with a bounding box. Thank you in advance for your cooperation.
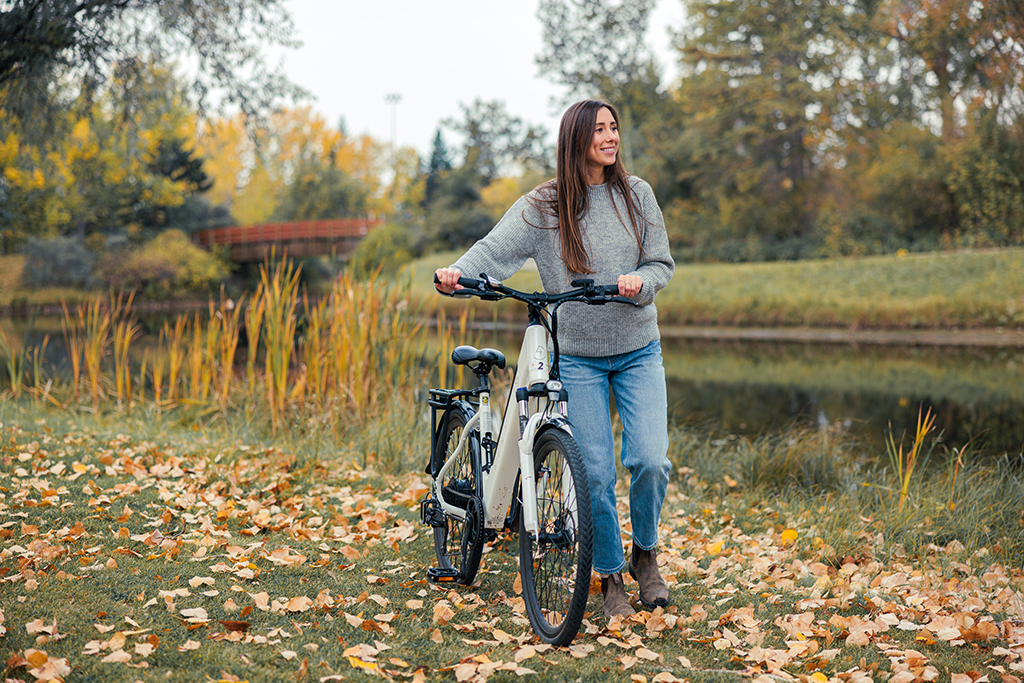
[384,93,402,148]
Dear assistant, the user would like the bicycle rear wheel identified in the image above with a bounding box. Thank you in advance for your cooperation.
[432,403,484,585]
[519,427,593,646]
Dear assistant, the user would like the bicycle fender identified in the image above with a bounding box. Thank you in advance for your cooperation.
[534,417,574,442]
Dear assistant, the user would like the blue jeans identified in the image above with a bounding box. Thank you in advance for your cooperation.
[559,340,671,575]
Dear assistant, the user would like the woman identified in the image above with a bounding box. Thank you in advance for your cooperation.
[435,99,674,619]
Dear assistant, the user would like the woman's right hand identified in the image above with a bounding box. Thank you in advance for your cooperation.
[434,267,463,294]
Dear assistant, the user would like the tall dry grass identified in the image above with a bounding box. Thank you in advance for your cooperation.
[0,261,431,454]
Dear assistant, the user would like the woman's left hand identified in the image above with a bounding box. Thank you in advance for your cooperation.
[616,273,643,298]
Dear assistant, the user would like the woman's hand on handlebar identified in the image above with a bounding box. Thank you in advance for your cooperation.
[616,273,643,298]
[434,267,463,294]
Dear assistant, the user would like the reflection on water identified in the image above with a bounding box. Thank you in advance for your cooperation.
[664,339,1024,458]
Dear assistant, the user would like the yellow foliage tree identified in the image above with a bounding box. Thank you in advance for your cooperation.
[197,107,416,224]
[2,63,204,240]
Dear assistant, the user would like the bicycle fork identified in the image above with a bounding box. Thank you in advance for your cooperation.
[517,413,544,535]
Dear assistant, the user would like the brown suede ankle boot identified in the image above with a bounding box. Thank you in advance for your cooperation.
[628,544,670,609]
[600,572,636,619]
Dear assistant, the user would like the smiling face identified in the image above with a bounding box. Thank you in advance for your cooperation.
[584,106,619,184]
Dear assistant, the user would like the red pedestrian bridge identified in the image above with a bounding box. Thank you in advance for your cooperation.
[192,218,383,262]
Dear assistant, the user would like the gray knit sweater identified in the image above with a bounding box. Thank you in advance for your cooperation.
[452,177,674,357]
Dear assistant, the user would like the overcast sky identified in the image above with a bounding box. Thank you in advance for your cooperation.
[275,0,687,158]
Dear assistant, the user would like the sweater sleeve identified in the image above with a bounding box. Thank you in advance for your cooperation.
[450,194,540,283]
[626,179,675,307]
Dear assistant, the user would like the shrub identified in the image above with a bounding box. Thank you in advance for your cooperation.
[98,229,227,298]
[945,110,1024,246]
[349,222,414,281]
[20,236,97,288]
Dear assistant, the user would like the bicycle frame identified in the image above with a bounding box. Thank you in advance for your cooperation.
[431,321,561,537]
[428,275,631,542]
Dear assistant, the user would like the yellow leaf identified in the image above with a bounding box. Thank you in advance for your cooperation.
[781,529,799,545]
[347,656,379,672]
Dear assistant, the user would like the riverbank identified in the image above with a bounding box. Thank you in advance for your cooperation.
[428,318,1024,347]
[660,324,1024,347]
[412,247,1024,333]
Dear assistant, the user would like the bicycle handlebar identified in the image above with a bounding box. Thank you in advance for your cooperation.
[433,273,638,308]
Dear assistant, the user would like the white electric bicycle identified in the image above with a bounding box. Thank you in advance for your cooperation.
[420,274,636,645]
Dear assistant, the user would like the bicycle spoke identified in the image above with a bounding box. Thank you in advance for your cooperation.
[431,404,483,585]
[519,429,592,646]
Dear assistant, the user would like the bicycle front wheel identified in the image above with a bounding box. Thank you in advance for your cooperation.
[519,427,593,646]
[432,403,484,586]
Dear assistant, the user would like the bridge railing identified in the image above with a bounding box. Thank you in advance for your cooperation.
[193,218,383,249]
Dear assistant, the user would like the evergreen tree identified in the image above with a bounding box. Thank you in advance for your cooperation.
[424,128,453,206]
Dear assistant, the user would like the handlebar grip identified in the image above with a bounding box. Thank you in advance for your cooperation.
[433,273,480,285]
[597,284,620,297]
[433,272,488,295]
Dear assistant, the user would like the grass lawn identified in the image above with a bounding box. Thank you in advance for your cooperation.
[407,248,1024,330]
[1,401,1022,682]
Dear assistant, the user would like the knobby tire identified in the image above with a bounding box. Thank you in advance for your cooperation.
[432,403,484,585]
[518,428,593,646]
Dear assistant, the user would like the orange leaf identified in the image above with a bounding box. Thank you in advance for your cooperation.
[217,620,251,632]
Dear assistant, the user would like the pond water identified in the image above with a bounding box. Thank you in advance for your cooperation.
[3,312,1022,459]
[457,327,1024,460]
[659,337,1024,458]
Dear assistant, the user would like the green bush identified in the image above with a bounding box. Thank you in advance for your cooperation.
[20,236,96,288]
[98,229,227,298]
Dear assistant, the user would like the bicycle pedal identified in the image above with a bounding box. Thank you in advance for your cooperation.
[427,567,460,583]
[419,497,446,528]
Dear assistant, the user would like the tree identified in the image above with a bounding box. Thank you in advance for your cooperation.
[419,165,494,253]
[873,0,1024,142]
[1,60,211,240]
[197,107,407,224]
[945,108,1024,244]
[535,0,665,169]
[0,0,306,135]
[672,0,869,254]
[818,121,957,255]
[424,128,453,206]
[443,99,552,183]
[273,160,370,221]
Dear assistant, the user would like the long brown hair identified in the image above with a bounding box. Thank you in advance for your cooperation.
[528,99,646,275]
